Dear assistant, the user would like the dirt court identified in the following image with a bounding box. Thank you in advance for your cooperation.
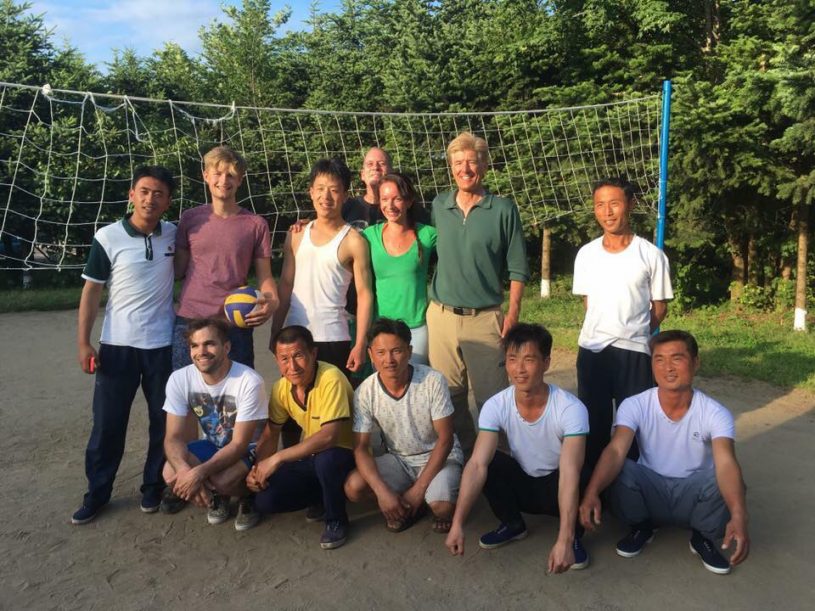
[1,309,813,610]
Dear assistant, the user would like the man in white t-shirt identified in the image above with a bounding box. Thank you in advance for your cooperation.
[445,324,590,573]
[344,318,463,534]
[579,330,750,575]
[572,177,673,475]
[162,318,268,531]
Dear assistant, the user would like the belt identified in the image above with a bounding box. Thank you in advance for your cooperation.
[434,301,499,316]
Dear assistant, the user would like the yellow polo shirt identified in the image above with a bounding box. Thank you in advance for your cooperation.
[269,361,354,450]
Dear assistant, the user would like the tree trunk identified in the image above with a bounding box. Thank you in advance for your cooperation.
[703,0,721,54]
[794,200,809,331]
[540,223,552,298]
[747,233,759,285]
[729,237,746,301]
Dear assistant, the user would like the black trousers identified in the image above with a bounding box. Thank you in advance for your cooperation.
[483,451,583,537]
[577,345,653,477]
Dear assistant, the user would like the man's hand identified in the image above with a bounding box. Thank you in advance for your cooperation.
[346,343,366,373]
[401,483,426,517]
[500,311,519,338]
[547,538,576,574]
[288,219,310,234]
[246,466,266,493]
[252,454,282,489]
[445,524,466,556]
[579,493,602,531]
[244,293,274,327]
[78,343,99,374]
[173,466,206,505]
[376,488,409,523]
[722,514,750,566]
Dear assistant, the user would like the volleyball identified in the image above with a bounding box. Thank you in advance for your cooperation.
[224,286,261,328]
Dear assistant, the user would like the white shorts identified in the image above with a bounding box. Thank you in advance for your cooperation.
[375,452,461,504]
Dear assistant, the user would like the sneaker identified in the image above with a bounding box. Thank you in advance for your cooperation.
[207,494,230,525]
[570,537,590,570]
[320,520,348,550]
[689,529,731,575]
[616,526,656,558]
[234,497,259,531]
[140,490,162,514]
[159,490,187,515]
[71,503,102,525]
[478,522,528,549]
[305,504,325,523]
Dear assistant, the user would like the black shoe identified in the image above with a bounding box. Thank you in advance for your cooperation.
[71,503,103,525]
[305,504,325,523]
[140,489,162,514]
[616,526,656,558]
[689,529,731,575]
[159,490,187,515]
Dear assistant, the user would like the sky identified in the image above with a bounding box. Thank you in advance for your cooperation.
[26,0,343,70]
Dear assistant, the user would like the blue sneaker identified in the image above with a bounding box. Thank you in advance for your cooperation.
[71,503,103,525]
[478,522,528,549]
[690,529,731,575]
[616,526,656,558]
[320,520,348,550]
[570,536,589,570]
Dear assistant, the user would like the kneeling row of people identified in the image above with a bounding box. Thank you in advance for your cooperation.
[161,317,749,575]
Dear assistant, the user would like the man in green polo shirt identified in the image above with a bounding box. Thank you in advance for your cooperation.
[427,131,530,452]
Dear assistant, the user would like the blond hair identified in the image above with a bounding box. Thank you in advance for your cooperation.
[203,145,247,175]
[446,131,489,165]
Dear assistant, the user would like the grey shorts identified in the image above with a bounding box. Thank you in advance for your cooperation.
[375,453,462,504]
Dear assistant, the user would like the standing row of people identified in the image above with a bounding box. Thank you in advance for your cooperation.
[71,132,749,574]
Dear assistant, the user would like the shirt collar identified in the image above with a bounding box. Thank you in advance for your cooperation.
[121,214,163,237]
[443,190,493,210]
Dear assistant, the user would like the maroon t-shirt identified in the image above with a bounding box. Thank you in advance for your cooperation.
[176,205,271,318]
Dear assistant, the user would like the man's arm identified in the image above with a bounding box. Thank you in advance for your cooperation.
[346,233,373,372]
[402,415,455,515]
[245,256,279,326]
[445,430,499,556]
[253,420,346,485]
[269,232,296,344]
[164,412,209,507]
[172,420,258,503]
[650,300,669,332]
[712,437,750,565]
[548,435,585,574]
[579,426,636,530]
[501,280,525,337]
[174,246,190,280]
[247,420,282,492]
[352,432,408,522]
[77,280,105,373]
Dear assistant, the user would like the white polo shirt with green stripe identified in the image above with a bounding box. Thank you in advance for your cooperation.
[478,384,589,477]
[82,217,176,349]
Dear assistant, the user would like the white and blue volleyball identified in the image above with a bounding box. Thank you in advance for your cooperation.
[223,286,261,328]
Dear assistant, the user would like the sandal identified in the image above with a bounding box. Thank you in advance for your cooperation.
[432,517,452,534]
[384,504,427,533]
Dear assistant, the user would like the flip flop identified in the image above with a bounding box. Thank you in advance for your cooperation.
[384,504,427,533]
[432,517,452,534]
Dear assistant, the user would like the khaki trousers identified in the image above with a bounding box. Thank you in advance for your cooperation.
[427,301,508,452]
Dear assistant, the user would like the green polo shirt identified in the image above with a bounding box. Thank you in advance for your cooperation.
[429,190,529,309]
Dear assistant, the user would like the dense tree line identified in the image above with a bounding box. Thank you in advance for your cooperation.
[0,0,812,316]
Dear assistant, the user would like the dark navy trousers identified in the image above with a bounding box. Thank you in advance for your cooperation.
[83,343,172,508]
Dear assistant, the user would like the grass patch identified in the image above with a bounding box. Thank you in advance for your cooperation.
[0,286,86,312]
[520,286,815,393]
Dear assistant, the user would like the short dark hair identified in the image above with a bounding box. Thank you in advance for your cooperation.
[379,172,425,228]
[309,158,352,191]
[501,322,553,358]
[132,165,176,194]
[650,329,699,359]
[367,317,412,346]
[592,177,636,204]
[272,325,316,353]
[184,317,230,344]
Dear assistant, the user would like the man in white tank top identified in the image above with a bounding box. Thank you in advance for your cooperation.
[272,159,373,380]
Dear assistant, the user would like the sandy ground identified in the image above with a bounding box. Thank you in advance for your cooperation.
[1,308,814,610]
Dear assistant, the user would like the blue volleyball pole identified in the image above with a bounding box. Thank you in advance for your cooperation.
[655,80,672,250]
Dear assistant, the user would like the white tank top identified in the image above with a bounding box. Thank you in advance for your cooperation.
[285,221,354,341]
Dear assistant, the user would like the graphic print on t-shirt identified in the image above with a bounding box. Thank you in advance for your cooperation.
[189,392,238,448]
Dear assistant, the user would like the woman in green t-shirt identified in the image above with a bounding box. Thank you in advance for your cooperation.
[362,173,436,364]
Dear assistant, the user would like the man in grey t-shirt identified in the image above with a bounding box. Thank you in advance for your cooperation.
[344,318,462,534]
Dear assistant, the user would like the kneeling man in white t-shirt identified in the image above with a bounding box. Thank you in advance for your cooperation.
[162,318,268,531]
[445,323,590,573]
[579,330,750,575]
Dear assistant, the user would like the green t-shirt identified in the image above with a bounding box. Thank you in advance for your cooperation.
[362,223,437,328]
